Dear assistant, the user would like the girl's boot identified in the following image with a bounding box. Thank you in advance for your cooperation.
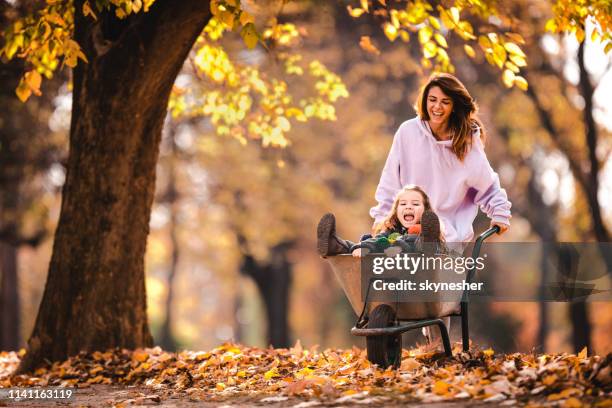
[418,210,442,254]
[317,213,351,257]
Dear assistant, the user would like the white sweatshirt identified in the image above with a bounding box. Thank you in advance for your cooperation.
[370,117,512,243]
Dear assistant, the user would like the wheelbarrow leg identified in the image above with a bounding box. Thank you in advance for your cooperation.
[435,320,452,357]
[461,302,469,352]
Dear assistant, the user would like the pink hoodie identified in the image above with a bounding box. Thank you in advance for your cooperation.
[370,118,511,243]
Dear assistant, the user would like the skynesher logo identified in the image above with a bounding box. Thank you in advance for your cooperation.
[372,253,486,275]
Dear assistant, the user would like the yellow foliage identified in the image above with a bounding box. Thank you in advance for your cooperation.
[546,0,612,53]
[2,0,153,101]
[383,23,399,42]
[464,44,476,58]
[345,0,536,90]
[347,6,366,18]
[502,69,515,88]
[240,23,259,49]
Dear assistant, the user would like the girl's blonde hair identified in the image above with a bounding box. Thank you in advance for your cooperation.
[373,185,432,235]
[416,73,486,161]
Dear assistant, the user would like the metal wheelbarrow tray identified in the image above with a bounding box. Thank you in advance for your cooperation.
[324,227,499,367]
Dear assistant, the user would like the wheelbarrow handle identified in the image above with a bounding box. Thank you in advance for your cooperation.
[470,225,500,259]
[465,225,500,287]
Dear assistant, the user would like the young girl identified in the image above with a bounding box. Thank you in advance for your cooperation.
[317,185,443,258]
[350,185,442,257]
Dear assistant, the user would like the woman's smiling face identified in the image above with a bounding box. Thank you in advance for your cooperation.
[426,86,453,127]
[396,190,425,228]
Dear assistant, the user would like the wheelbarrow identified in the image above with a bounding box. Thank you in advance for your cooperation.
[325,226,499,368]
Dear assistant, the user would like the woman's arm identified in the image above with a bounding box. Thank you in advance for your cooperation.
[369,125,404,224]
[470,141,512,233]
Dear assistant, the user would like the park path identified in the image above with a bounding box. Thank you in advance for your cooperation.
[2,384,499,407]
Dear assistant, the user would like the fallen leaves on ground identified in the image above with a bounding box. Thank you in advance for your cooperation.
[1,342,610,406]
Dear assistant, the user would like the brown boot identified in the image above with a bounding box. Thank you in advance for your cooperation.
[317,213,351,257]
[419,210,441,254]
[421,210,441,242]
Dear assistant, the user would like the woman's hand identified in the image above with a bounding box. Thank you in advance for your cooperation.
[352,248,363,257]
[490,221,509,235]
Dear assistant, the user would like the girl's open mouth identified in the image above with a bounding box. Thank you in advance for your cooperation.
[403,213,415,222]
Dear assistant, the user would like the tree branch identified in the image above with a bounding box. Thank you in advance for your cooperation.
[522,71,589,194]
[577,41,610,242]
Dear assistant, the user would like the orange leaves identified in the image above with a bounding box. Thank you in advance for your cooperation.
[132,350,149,362]
[359,36,381,56]
[1,345,609,405]
[400,357,421,371]
[432,380,452,395]
[82,2,97,20]
[16,70,42,102]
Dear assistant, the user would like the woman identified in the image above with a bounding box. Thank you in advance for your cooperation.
[318,73,511,257]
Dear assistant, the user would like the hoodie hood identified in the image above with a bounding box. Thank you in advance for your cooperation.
[417,119,453,148]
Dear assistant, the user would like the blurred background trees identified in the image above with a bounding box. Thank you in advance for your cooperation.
[1,0,610,360]
[0,0,67,351]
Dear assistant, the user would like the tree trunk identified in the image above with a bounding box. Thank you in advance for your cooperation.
[18,0,211,372]
[577,42,609,244]
[0,243,20,350]
[526,175,557,352]
[569,301,591,354]
[240,242,293,348]
[558,245,592,354]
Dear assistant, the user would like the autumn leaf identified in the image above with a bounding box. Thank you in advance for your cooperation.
[240,23,259,49]
[82,1,97,20]
[400,357,420,371]
[132,350,149,362]
[433,380,452,395]
[383,23,398,41]
[504,41,525,57]
[347,6,365,18]
[359,36,381,55]
[360,0,369,13]
[464,44,476,58]
[514,76,528,91]
[502,69,515,88]
[264,367,280,380]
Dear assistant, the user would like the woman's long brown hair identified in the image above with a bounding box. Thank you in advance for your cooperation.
[373,185,432,235]
[416,73,486,161]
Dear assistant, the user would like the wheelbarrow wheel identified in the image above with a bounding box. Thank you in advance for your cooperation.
[366,304,402,369]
